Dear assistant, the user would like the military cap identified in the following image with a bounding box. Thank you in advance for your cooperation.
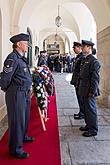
[10,33,29,43]
[82,40,94,46]
[73,42,82,48]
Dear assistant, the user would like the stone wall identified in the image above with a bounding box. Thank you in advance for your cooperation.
[97,26,110,108]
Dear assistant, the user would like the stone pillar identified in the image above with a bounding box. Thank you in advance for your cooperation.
[97,26,110,108]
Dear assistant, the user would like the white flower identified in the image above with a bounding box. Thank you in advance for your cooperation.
[37,93,41,97]
[40,88,43,93]
[37,86,40,90]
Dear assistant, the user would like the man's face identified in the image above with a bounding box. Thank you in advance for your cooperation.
[82,45,91,54]
[17,41,29,53]
[73,46,81,54]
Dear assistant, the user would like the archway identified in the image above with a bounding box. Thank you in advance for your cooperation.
[44,34,65,55]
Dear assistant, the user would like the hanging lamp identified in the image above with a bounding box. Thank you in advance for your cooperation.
[55,5,62,28]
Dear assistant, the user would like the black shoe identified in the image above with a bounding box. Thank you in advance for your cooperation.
[82,131,97,137]
[79,126,88,131]
[74,113,80,117]
[74,115,84,120]
[10,151,29,159]
[24,136,35,142]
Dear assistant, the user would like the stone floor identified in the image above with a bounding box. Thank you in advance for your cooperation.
[54,73,110,165]
[0,115,8,140]
[0,72,110,165]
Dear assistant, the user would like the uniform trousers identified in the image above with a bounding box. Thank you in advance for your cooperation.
[75,87,84,116]
[5,89,30,154]
[83,96,98,133]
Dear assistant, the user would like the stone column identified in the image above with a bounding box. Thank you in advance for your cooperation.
[97,26,110,108]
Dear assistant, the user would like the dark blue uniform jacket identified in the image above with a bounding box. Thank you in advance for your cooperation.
[70,52,84,87]
[78,54,100,97]
[0,49,32,92]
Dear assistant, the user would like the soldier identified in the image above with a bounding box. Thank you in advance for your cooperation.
[0,33,34,158]
[78,40,100,137]
[47,55,54,71]
[37,50,48,66]
[70,42,85,119]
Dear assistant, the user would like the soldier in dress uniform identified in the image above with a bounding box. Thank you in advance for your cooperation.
[70,42,85,119]
[78,40,100,137]
[0,33,34,158]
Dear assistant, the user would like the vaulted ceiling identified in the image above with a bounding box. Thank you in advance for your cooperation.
[8,0,110,49]
[10,0,110,33]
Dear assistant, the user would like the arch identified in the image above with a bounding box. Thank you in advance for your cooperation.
[28,3,80,40]
[44,34,65,54]
[39,28,71,53]
[11,0,110,35]
[10,0,26,33]
[27,27,32,66]
[81,0,110,32]
[63,1,96,42]
[11,0,99,52]
[39,27,78,53]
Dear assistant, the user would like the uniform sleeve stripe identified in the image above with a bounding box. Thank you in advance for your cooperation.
[3,67,13,73]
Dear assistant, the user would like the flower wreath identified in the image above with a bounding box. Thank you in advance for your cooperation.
[32,66,54,111]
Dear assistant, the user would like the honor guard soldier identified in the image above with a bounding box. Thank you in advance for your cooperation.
[0,33,34,158]
[78,40,100,137]
[70,42,85,119]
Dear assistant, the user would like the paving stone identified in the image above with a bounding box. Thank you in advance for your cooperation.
[56,87,73,91]
[59,127,94,142]
[56,96,77,103]
[57,101,77,109]
[59,127,75,142]
[72,127,95,141]
[63,108,79,116]
[70,116,85,126]
[97,108,110,116]
[95,126,110,140]
[103,116,110,124]
[56,93,75,97]
[60,142,72,165]
[58,116,71,127]
[0,115,8,140]
[98,116,110,126]
[57,109,64,116]
[0,127,7,140]
[69,141,110,164]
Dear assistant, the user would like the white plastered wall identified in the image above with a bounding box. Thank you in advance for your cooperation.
[0,0,10,121]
